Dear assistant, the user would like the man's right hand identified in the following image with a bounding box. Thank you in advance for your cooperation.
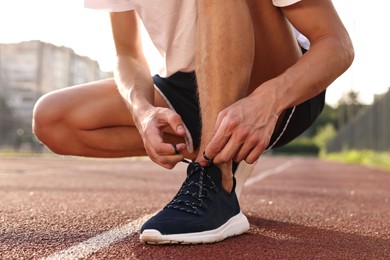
[110,11,188,169]
[135,107,188,169]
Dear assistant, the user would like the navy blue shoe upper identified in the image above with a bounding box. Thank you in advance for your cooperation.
[140,162,241,235]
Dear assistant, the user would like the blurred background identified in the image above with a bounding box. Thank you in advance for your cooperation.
[0,0,389,169]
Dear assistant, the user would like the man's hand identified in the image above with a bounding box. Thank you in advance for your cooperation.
[135,107,187,169]
[200,94,279,166]
[110,11,187,168]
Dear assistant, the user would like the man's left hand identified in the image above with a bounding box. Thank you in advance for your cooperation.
[199,94,279,166]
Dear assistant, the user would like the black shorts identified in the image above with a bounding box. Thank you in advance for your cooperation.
[153,72,325,153]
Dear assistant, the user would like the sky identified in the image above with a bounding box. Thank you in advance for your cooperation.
[0,0,389,107]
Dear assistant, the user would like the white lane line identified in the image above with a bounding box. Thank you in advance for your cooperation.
[244,159,296,187]
[42,214,154,260]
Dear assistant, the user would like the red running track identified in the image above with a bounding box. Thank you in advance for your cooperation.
[0,155,389,259]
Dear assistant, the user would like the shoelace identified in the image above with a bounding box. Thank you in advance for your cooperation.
[165,160,217,215]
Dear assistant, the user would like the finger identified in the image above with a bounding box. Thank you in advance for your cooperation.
[243,129,273,163]
[233,135,259,162]
[145,141,185,168]
[172,143,187,155]
[144,122,183,154]
[154,142,186,156]
[211,110,227,139]
[201,151,214,166]
[212,135,243,165]
[245,142,266,164]
[156,154,186,169]
[165,110,186,136]
[199,118,232,166]
[210,124,252,164]
[160,154,185,165]
[172,143,180,154]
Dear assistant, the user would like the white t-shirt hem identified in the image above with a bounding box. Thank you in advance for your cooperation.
[84,0,133,12]
[272,0,301,7]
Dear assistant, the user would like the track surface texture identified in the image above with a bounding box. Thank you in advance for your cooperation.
[0,155,389,259]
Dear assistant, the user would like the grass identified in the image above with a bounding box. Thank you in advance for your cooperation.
[322,150,390,171]
[0,149,45,157]
[2,148,389,172]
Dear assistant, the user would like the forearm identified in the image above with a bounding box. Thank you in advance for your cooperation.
[110,11,155,119]
[252,35,354,115]
[114,54,155,117]
[256,0,355,115]
[196,1,254,140]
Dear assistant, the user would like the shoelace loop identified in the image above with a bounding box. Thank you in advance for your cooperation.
[165,161,216,215]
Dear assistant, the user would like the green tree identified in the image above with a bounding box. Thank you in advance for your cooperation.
[337,90,366,128]
[313,123,337,152]
[304,104,338,137]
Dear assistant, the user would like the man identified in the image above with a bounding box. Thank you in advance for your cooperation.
[33,0,354,244]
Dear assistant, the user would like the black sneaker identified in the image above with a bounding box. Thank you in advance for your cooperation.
[140,162,249,244]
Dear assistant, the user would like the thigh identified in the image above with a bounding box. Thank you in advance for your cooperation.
[246,0,302,93]
[34,77,198,159]
[39,78,171,131]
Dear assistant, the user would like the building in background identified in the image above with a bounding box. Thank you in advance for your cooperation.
[0,40,112,149]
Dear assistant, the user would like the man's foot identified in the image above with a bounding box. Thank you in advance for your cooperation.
[140,162,250,244]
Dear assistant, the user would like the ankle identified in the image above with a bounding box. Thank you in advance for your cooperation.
[218,163,234,193]
[194,151,234,193]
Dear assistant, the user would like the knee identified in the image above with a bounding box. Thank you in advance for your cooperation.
[32,92,68,154]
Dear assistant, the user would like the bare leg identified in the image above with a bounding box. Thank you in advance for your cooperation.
[247,0,302,92]
[196,1,302,191]
[196,1,254,192]
[33,78,195,159]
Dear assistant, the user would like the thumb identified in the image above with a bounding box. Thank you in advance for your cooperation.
[166,110,186,136]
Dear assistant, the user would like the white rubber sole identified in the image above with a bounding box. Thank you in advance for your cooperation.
[140,211,250,244]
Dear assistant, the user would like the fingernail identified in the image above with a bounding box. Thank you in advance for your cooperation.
[177,125,185,134]
[177,143,185,151]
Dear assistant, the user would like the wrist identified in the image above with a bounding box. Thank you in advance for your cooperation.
[250,80,287,117]
[131,99,154,114]
[131,102,154,124]
[118,85,154,117]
